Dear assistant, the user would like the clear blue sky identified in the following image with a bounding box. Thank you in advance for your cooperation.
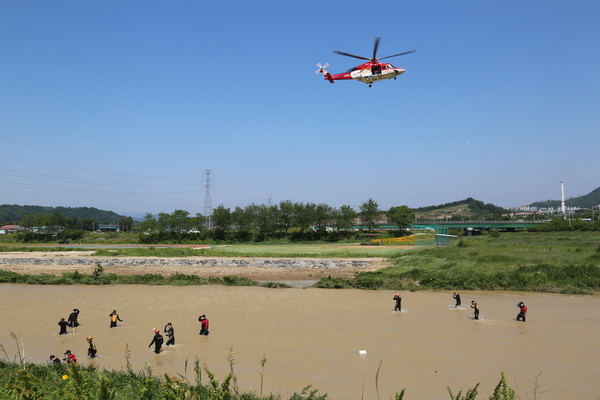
[1,1,599,216]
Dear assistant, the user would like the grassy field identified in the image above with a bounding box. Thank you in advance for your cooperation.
[316,231,600,293]
[87,243,411,258]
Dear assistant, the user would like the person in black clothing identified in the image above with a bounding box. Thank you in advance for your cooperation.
[453,293,462,308]
[149,328,164,354]
[87,337,97,358]
[68,309,80,327]
[50,355,61,364]
[58,318,69,335]
[109,310,122,328]
[393,293,402,312]
[164,323,175,346]
[471,300,480,320]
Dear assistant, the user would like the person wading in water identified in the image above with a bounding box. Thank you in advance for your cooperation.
[393,293,402,312]
[199,314,210,335]
[149,328,164,354]
[164,323,175,346]
[58,318,69,335]
[471,300,480,320]
[87,337,97,358]
[453,293,462,308]
[516,302,528,322]
[63,350,77,364]
[109,310,123,328]
[68,308,80,327]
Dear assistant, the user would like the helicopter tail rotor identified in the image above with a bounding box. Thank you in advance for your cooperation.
[315,63,329,74]
[315,63,334,83]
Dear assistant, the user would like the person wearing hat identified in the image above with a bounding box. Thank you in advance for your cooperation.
[87,337,97,358]
[516,302,528,322]
[108,310,122,328]
[63,350,77,364]
[164,323,175,346]
[393,293,402,312]
[149,328,164,354]
[198,314,210,335]
[68,308,80,327]
[58,318,69,335]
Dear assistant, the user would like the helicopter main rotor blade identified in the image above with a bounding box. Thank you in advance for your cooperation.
[333,50,370,61]
[372,36,381,60]
[378,50,417,60]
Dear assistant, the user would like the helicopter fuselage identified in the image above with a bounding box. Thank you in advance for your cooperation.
[327,62,405,85]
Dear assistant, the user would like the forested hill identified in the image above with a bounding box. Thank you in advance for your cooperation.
[0,204,125,225]
[414,197,509,220]
[530,186,600,209]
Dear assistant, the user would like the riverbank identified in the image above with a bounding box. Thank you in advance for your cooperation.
[0,251,387,282]
[1,232,599,292]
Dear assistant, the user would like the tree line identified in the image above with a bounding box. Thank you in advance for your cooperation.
[6,199,415,243]
[0,204,125,225]
[138,199,414,243]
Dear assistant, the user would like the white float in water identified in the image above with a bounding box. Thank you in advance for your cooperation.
[358,350,367,355]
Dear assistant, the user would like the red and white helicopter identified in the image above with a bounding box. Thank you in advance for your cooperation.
[316,37,415,87]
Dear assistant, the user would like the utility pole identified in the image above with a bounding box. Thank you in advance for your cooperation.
[202,169,213,230]
[561,181,566,216]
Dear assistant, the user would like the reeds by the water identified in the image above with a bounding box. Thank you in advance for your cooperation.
[0,353,525,400]
[0,263,288,288]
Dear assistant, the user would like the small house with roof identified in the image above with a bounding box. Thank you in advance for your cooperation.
[0,225,25,234]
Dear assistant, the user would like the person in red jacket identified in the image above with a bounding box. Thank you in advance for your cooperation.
[63,350,77,364]
[199,314,210,335]
[516,302,528,322]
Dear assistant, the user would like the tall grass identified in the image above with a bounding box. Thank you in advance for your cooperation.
[0,356,523,399]
[0,263,287,288]
[317,232,600,293]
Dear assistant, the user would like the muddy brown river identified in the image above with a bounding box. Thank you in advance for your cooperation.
[0,284,598,399]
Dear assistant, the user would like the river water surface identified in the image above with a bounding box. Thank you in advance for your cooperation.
[0,284,598,399]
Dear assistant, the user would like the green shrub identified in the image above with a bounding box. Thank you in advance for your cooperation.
[222,275,258,286]
[315,276,353,289]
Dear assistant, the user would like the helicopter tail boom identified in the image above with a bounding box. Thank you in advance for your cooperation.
[316,63,334,83]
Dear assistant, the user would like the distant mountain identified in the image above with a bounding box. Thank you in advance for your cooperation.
[530,186,600,209]
[0,204,127,225]
[413,197,509,220]
[115,212,146,222]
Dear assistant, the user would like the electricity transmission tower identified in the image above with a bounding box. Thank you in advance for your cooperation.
[202,169,213,230]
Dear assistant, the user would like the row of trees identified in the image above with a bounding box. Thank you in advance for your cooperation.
[17,211,135,234]
[9,200,415,243]
[138,200,415,242]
